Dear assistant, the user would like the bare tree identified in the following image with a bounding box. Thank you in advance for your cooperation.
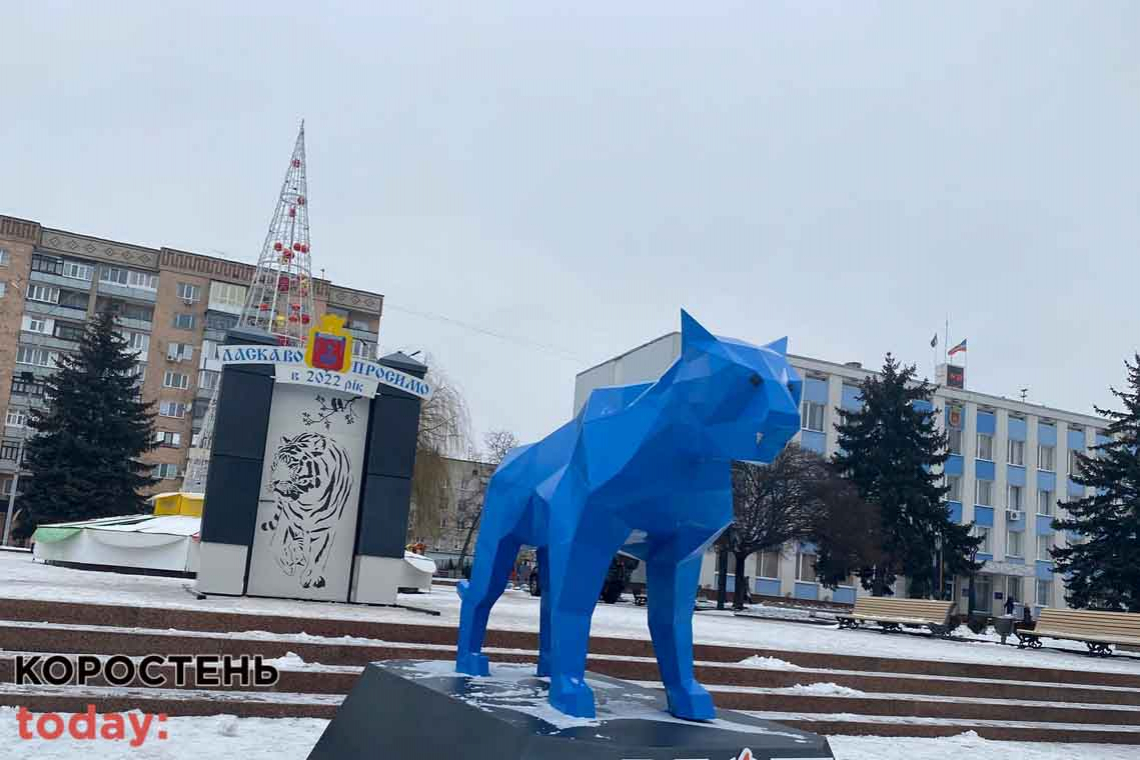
[811,478,884,591]
[409,364,471,540]
[723,445,832,609]
[456,429,520,572]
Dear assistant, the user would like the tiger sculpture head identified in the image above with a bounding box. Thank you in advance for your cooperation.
[263,431,355,588]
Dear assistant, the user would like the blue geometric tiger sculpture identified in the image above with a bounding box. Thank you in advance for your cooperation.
[455,311,803,720]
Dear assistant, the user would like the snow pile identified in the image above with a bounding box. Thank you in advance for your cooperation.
[737,655,805,670]
[263,652,306,669]
[778,682,865,698]
[830,730,1140,760]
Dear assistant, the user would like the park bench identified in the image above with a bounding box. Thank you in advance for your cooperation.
[836,597,957,636]
[1015,608,1140,656]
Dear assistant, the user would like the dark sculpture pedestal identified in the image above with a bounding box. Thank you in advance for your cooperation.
[308,660,833,760]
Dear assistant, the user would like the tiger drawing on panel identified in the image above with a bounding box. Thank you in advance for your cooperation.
[260,432,354,589]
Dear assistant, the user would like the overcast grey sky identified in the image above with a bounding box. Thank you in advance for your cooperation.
[4,2,1137,447]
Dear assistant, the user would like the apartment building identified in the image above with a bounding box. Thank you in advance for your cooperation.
[0,213,383,509]
[574,331,1110,615]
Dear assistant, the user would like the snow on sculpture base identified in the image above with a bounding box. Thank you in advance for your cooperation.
[307,660,833,760]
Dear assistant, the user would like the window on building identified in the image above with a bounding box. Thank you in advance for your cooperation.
[208,282,248,310]
[973,525,991,554]
[1037,489,1054,516]
[1068,448,1082,477]
[1036,579,1052,607]
[119,331,150,354]
[158,401,187,418]
[101,267,157,290]
[0,282,6,298]
[801,401,825,433]
[1038,444,1055,471]
[152,463,180,480]
[1037,533,1053,561]
[1008,439,1025,466]
[98,298,153,323]
[947,475,962,502]
[756,551,780,579]
[948,428,963,455]
[128,269,157,289]
[167,342,194,362]
[22,316,50,334]
[977,433,994,461]
[0,248,9,266]
[1005,576,1022,604]
[154,431,183,448]
[11,377,42,397]
[16,346,56,368]
[99,267,128,285]
[163,371,189,390]
[177,282,201,303]
[1008,485,1023,511]
[172,313,195,330]
[351,339,371,358]
[26,284,60,304]
[201,340,219,362]
[31,254,64,275]
[976,479,993,506]
[62,260,94,281]
[5,410,27,428]
[795,552,817,583]
[1,442,20,461]
[1006,530,1023,558]
[198,370,220,391]
[53,322,85,343]
[0,477,14,497]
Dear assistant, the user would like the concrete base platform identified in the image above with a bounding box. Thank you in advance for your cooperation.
[308,659,833,760]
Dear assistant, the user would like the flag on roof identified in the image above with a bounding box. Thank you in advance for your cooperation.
[948,338,967,356]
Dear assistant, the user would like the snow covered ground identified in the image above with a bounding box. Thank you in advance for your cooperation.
[3,709,1138,760]
[2,552,1138,675]
[3,553,1139,757]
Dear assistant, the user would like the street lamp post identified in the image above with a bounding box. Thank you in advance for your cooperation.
[1,439,24,546]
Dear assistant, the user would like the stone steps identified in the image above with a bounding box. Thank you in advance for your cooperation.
[3,597,1138,689]
[3,598,1140,743]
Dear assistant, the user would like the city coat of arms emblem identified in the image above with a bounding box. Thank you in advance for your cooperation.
[305,314,354,373]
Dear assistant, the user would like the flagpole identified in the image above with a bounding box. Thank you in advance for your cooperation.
[944,316,949,366]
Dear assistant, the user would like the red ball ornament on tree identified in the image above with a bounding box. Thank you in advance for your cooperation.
[273,242,283,251]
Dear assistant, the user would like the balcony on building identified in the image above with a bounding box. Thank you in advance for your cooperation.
[206,281,247,317]
[23,284,91,320]
[203,311,239,344]
[95,265,159,304]
[326,305,379,341]
[95,297,154,332]
[29,252,98,293]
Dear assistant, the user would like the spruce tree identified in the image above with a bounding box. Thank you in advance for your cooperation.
[1052,355,1140,612]
[831,354,981,597]
[15,311,156,537]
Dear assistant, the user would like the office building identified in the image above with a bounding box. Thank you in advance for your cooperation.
[0,213,383,521]
[574,331,1110,614]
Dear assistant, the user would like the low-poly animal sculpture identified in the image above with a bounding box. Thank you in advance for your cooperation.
[455,311,803,720]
